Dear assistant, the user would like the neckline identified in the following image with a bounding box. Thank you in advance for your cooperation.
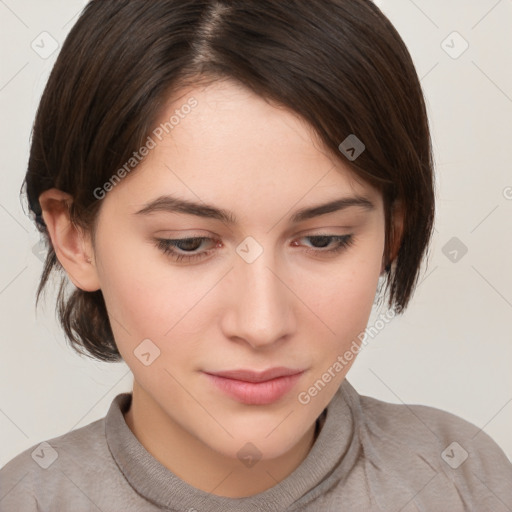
[106,379,361,512]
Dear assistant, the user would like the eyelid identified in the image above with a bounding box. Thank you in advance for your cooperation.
[154,233,354,264]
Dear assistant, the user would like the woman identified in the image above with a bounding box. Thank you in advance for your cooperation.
[1,0,511,510]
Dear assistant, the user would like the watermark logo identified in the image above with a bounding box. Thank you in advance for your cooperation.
[32,240,46,263]
[93,97,198,200]
[442,237,468,263]
[134,338,161,366]
[31,32,59,60]
[236,236,264,264]
[31,442,58,469]
[338,134,366,161]
[441,31,469,60]
[441,441,468,469]
[237,442,262,468]
[297,308,400,405]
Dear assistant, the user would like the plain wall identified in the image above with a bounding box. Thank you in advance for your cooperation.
[1,0,511,467]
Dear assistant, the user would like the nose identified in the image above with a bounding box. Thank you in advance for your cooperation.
[221,247,296,350]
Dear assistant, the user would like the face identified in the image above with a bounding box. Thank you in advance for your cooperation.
[91,79,386,461]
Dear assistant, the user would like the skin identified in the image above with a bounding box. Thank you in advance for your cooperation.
[39,79,403,498]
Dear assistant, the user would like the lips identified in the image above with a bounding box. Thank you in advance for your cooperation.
[203,367,305,405]
[206,367,304,383]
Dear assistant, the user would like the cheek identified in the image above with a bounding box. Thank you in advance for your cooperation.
[93,231,207,349]
[304,236,384,352]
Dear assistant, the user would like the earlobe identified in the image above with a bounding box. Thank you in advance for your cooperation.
[39,189,101,292]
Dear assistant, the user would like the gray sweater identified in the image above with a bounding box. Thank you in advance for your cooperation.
[1,379,511,511]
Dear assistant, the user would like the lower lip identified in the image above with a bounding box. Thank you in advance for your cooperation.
[204,372,304,405]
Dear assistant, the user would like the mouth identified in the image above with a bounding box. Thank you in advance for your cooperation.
[203,367,305,405]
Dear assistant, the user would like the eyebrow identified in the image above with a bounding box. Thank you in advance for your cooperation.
[134,194,375,224]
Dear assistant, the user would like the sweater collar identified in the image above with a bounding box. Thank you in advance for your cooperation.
[106,379,361,512]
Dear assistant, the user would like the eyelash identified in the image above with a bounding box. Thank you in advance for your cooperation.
[155,234,355,263]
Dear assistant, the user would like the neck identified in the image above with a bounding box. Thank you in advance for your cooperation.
[123,381,318,498]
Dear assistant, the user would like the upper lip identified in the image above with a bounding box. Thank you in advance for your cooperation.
[205,367,304,383]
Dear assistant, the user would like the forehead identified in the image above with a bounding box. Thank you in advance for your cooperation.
[101,79,383,220]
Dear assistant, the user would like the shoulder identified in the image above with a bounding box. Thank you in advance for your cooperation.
[358,391,511,462]
[0,416,106,508]
[353,389,512,510]
[0,396,129,510]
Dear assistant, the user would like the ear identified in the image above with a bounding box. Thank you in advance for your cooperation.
[381,199,404,274]
[39,189,101,292]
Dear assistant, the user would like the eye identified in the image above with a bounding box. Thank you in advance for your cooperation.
[295,234,354,257]
[155,234,355,264]
[155,237,218,263]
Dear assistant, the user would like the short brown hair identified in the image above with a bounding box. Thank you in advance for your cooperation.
[23,0,435,362]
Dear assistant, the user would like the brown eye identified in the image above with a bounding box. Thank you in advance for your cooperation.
[155,237,218,263]
[296,234,354,256]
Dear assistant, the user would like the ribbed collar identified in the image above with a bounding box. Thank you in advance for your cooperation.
[105,379,362,512]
